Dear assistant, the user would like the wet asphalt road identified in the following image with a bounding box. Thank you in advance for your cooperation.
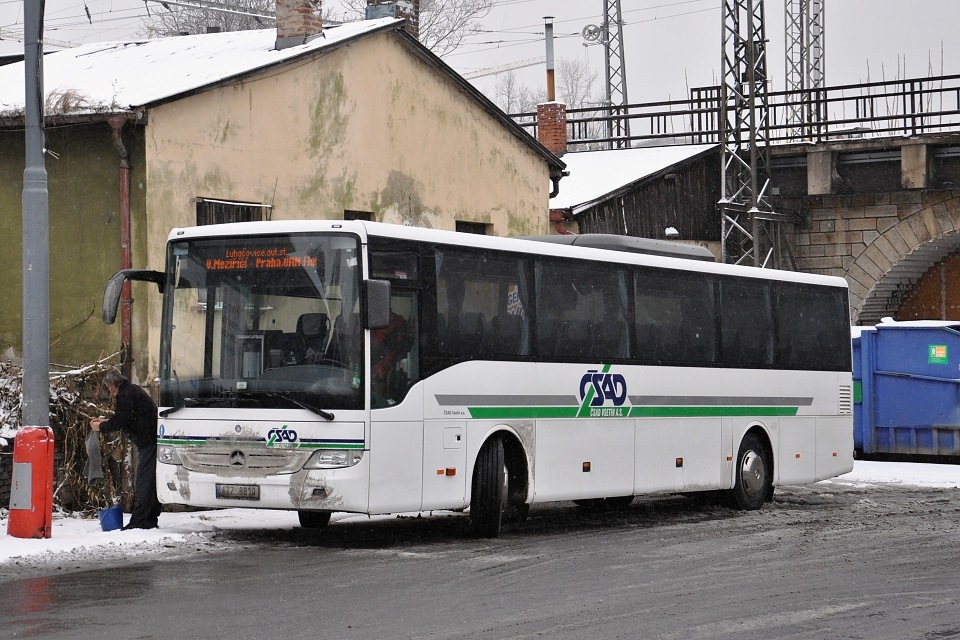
[2,480,959,640]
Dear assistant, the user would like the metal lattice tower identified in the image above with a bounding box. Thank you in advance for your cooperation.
[785,0,825,137]
[719,0,792,269]
[603,0,630,148]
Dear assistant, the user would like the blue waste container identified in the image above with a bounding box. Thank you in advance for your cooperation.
[853,320,960,458]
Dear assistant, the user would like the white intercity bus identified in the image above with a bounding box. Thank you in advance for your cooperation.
[103,220,854,537]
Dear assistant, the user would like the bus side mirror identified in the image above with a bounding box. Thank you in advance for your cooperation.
[365,279,391,330]
[102,269,165,324]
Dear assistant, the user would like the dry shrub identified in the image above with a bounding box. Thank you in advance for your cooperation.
[1,356,133,514]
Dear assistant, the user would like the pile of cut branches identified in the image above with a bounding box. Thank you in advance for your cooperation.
[1,356,132,513]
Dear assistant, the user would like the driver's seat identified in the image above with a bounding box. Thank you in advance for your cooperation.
[295,313,330,362]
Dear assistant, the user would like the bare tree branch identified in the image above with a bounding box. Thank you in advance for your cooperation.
[139,0,279,37]
[492,70,540,114]
[556,56,598,109]
[337,0,492,56]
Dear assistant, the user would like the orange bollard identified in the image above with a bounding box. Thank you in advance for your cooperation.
[7,426,55,539]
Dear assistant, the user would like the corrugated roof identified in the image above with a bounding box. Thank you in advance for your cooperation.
[0,18,399,117]
[549,144,718,214]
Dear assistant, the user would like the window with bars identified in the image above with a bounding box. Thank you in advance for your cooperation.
[195,198,272,226]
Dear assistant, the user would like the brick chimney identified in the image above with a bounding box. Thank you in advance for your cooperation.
[275,0,323,50]
[537,101,567,156]
[366,0,420,40]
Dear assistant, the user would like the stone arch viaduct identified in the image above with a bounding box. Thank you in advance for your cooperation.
[771,134,960,324]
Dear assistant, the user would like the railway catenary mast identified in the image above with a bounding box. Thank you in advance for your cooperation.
[602,0,630,148]
[784,0,826,138]
[719,0,793,269]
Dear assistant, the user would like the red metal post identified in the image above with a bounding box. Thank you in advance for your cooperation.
[7,427,55,539]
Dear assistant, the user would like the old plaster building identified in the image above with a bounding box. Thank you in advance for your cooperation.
[0,3,565,382]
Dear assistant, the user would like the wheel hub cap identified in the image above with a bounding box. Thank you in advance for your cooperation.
[740,451,765,497]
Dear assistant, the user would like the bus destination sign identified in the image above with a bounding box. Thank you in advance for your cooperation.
[206,247,318,271]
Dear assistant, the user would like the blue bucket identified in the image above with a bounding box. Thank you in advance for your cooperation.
[98,506,124,532]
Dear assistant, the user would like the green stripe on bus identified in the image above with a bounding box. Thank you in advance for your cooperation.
[296,442,364,449]
[467,405,800,419]
[157,439,363,449]
[628,406,799,417]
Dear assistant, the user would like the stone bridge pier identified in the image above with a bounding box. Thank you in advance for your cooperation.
[771,135,960,325]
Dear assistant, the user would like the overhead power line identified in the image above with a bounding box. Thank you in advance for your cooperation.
[461,56,545,79]
[0,27,79,48]
[143,0,276,21]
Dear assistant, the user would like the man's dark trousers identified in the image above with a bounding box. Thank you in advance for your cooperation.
[131,443,162,528]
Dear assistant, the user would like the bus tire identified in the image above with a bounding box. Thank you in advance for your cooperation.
[728,433,771,511]
[298,510,332,529]
[470,437,507,538]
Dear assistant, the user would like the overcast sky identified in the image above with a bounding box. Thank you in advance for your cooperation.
[1,0,957,104]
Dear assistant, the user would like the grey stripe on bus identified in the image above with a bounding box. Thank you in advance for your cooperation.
[433,394,814,407]
[628,396,814,406]
[434,395,577,406]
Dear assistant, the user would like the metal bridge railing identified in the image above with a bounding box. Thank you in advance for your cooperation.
[510,73,960,149]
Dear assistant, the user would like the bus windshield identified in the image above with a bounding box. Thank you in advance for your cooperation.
[158,233,364,413]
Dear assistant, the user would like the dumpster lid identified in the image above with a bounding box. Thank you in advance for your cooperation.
[854,318,960,337]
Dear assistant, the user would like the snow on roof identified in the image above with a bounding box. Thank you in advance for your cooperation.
[0,18,399,117]
[549,144,718,214]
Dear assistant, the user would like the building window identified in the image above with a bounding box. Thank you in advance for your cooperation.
[195,198,272,225]
[455,221,490,235]
[344,210,373,221]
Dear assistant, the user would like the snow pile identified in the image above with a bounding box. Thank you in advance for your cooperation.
[825,460,960,489]
[0,507,303,573]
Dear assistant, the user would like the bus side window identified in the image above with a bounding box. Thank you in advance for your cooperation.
[537,259,629,361]
[719,280,774,367]
[776,283,850,370]
[435,248,530,359]
[635,270,718,366]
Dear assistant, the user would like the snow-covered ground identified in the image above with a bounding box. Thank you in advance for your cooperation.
[1,461,958,572]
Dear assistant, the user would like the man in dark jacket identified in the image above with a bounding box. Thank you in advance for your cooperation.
[90,368,162,530]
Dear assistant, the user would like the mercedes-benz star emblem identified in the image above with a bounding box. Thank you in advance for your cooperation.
[229,450,246,468]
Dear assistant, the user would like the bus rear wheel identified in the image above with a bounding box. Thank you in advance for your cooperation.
[298,510,332,529]
[727,433,771,510]
[470,437,507,538]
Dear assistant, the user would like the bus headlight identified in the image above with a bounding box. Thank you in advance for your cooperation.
[303,449,364,469]
[157,445,182,466]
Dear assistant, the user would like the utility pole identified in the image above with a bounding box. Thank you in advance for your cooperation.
[8,0,54,541]
[718,0,792,269]
[22,0,50,426]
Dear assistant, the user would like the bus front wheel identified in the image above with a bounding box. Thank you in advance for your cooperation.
[728,433,771,510]
[470,437,507,538]
[298,510,332,529]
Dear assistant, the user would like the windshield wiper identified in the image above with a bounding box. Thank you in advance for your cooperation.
[262,392,335,421]
[158,397,222,417]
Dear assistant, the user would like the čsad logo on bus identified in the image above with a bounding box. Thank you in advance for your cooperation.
[267,426,299,447]
[579,368,628,417]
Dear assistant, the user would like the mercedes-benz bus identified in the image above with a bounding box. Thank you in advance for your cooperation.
[103,220,854,537]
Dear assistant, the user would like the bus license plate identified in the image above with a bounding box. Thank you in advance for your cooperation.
[216,484,260,500]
